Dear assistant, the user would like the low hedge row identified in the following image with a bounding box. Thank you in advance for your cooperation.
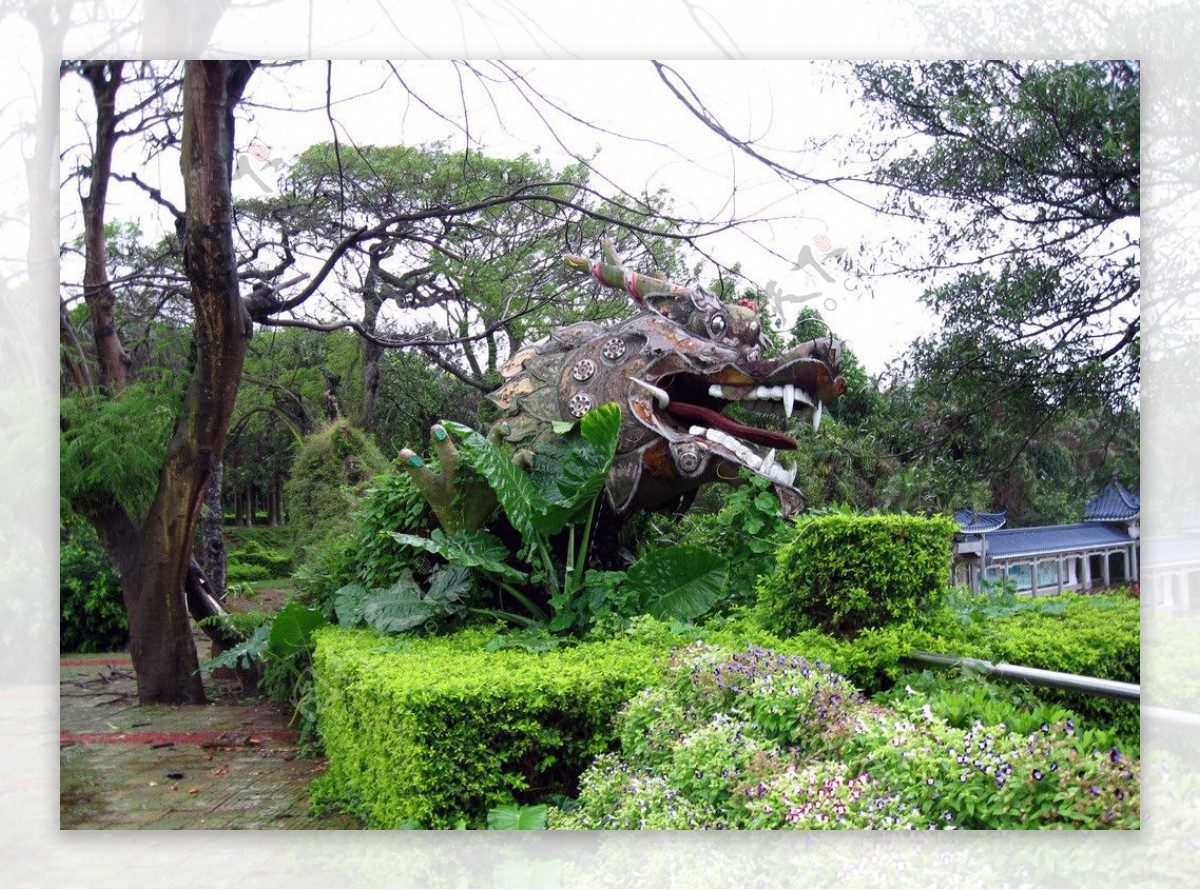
[309,625,665,828]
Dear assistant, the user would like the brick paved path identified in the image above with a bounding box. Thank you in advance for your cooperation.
[60,655,361,829]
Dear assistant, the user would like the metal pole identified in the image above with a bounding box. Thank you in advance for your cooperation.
[906,650,1140,702]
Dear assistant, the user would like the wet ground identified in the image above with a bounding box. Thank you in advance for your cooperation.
[60,597,362,830]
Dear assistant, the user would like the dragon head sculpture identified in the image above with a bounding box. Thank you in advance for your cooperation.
[487,247,847,517]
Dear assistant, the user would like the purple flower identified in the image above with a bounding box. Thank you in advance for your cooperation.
[1090,785,1101,797]
[1110,747,1123,764]
[1033,769,1044,781]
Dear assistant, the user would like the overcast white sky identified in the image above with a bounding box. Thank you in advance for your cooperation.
[59,59,937,375]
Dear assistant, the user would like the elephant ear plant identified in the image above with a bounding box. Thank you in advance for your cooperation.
[392,403,729,635]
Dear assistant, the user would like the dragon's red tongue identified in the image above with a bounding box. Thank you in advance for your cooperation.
[666,402,797,450]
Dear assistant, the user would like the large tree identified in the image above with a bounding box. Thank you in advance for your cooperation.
[848,61,1140,499]
[62,60,257,703]
[234,141,691,410]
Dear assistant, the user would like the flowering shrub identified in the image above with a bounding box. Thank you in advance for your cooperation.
[840,710,1140,829]
[549,642,1140,830]
[739,760,931,829]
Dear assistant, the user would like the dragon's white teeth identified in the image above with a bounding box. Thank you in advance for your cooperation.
[629,377,670,408]
[782,384,795,419]
[762,463,792,486]
[689,425,706,437]
[760,448,776,475]
[813,399,823,430]
[708,384,723,398]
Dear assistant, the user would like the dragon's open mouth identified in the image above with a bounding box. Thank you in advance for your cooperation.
[627,356,840,490]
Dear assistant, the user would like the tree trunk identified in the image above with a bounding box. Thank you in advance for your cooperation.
[80,62,131,392]
[200,461,226,598]
[116,60,258,704]
[268,474,283,526]
[356,260,385,429]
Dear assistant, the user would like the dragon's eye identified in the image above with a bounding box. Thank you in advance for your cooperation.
[708,313,728,337]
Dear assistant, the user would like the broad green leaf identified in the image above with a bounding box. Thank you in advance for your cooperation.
[199,624,270,672]
[443,421,546,539]
[388,529,528,583]
[527,403,621,535]
[486,803,548,830]
[579,401,621,451]
[358,575,435,634]
[625,545,728,622]
[267,602,329,659]
[425,564,473,605]
[332,583,371,626]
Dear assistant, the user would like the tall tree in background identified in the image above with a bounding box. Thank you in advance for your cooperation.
[848,60,1139,444]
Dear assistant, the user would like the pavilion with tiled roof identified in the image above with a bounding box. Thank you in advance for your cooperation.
[952,479,1140,596]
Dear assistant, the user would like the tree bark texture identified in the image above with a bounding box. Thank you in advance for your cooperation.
[200,461,226,597]
[356,262,385,430]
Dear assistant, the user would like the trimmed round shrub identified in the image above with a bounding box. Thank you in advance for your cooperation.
[757,512,957,637]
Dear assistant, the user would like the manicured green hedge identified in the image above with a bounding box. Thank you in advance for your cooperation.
[757,512,957,636]
[309,625,666,828]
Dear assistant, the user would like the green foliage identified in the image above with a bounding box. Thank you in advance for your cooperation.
[61,378,185,519]
[444,401,619,540]
[309,624,664,828]
[390,528,530,585]
[286,420,392,596]
[623,546,728,623]
[673,471,791,588]
[878,668,1104,748]
[201,622,271,673]
[839,710,1138,829]
[225,562,270,583]
[842,61,1140,517]
[224,536,292,582]
[202,601,330,745]
[59,518,127,653]
[547,546,729,636]
[551,641,1139,830]
[353,471,433,588]
[961,590,1141,746]
[333,565,473,634]
[397,404,726,635]
[486,803,548,830]
[757,512,957,636]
